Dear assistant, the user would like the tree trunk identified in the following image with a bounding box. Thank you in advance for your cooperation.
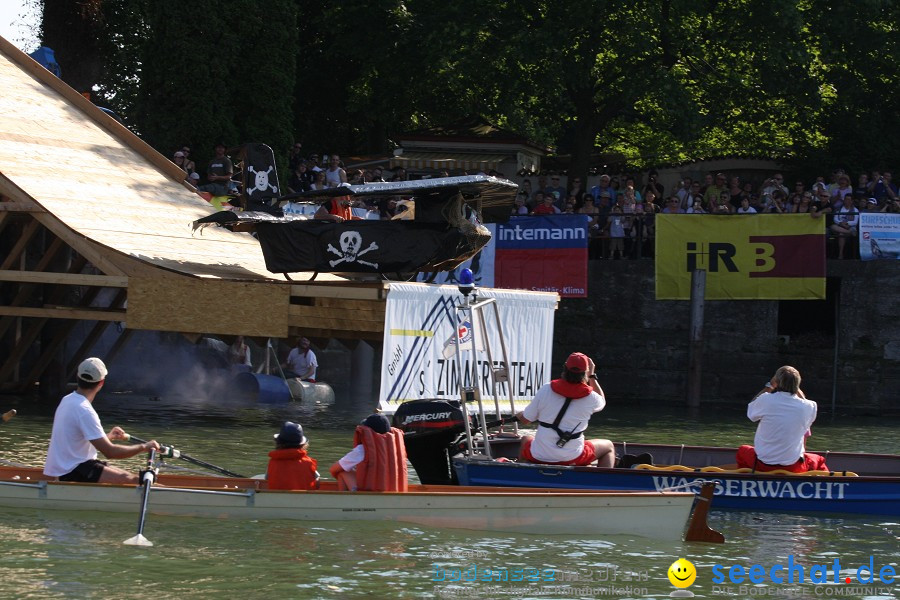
[568,86,598,185]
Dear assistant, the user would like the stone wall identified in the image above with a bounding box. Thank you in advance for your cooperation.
[554,259,900,415]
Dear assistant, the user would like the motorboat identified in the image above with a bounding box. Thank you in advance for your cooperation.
[453,442,900,516]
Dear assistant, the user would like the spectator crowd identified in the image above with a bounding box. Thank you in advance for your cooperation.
[512,169,899,260]
[173,140,510,220]
[168,140,898,260]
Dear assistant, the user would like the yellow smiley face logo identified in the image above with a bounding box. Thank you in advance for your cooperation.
[667,558,697,588]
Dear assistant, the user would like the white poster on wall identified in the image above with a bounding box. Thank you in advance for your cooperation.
[378,282,558,414]
[859,213,900,260]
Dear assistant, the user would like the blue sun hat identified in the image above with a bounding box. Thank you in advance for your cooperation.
[274,421,307,446]
[360,414,390,434]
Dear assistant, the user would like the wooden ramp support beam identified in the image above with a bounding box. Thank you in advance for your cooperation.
[127,278,291,338]
[0,285,103,389]
[0,236,65,340]
[22,290,128,391]
[287,294,386,341]
[0,217,41,270]
[64,290,128,381]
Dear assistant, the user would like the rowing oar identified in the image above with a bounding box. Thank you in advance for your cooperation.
[1,409,16,424]
[124,447,157,547]
[124,434,245,478]
[267,338,298,402]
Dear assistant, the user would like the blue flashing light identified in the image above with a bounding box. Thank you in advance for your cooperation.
[458,268,475,298]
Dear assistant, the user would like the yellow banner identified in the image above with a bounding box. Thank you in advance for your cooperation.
[655,215,825,300]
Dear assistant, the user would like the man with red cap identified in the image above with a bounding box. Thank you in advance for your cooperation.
[514,352,614,467]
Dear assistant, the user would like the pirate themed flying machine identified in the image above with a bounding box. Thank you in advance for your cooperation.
[192,144,518,278]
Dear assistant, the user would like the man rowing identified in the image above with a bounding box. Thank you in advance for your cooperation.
[736,365,829,473]
[44,358,160,484]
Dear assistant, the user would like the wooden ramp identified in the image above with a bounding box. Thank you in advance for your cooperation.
[0,35,385,392]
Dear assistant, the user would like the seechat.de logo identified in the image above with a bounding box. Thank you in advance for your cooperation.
[711,554,896,585]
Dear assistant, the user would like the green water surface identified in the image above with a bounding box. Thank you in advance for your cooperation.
[0,394,897,599]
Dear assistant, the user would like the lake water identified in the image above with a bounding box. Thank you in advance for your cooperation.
[1,393,898,599]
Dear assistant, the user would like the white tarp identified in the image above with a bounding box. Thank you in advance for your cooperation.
[378,282,558,414]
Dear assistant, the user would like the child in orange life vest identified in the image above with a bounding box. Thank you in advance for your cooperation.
[329,413,406,492]
[267,421,319,490]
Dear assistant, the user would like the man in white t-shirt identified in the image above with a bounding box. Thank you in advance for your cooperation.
[44,358,159,484]
[736,365,829,472]
[514,352,615,467]
[283,337,318,381]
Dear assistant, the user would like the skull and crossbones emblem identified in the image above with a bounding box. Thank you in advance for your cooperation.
[327,231,379,269]
[245,165,278,195]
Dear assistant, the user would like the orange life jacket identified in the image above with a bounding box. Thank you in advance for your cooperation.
[267,448,318,490]
[352,425,408,492]
[328,197,353,220]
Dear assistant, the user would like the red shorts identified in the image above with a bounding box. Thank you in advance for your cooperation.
[735,444,829,473]
[520,437,597,466]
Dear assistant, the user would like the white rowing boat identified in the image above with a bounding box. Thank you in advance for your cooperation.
[0,466,707,541]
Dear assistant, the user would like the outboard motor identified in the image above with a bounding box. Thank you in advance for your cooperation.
[393,399,467,485]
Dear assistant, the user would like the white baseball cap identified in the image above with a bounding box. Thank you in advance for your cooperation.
[77,357,108,383]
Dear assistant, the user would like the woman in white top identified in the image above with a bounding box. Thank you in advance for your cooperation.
[324,155,347,187]
[310,170,328,190]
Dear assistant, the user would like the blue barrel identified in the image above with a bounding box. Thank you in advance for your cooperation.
[232,373,292,404]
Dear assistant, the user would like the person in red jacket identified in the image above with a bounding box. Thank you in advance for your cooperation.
[329,413,408,492]
[514,352,614,467]
[267,421,319,490]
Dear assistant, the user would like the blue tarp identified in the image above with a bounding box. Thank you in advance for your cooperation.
[28,46,61,77]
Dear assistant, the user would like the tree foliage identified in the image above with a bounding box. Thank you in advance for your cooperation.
[799,0,900,174]
[40,0,106,94]
[34,0,900,178]
[133,0,298,170]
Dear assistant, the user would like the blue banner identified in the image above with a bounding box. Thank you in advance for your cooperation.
[495,215,590,250]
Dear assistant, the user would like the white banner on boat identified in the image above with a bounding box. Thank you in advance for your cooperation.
[378,283,558,414]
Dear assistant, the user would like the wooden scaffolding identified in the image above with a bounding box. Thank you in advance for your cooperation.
[0,35,387,394]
